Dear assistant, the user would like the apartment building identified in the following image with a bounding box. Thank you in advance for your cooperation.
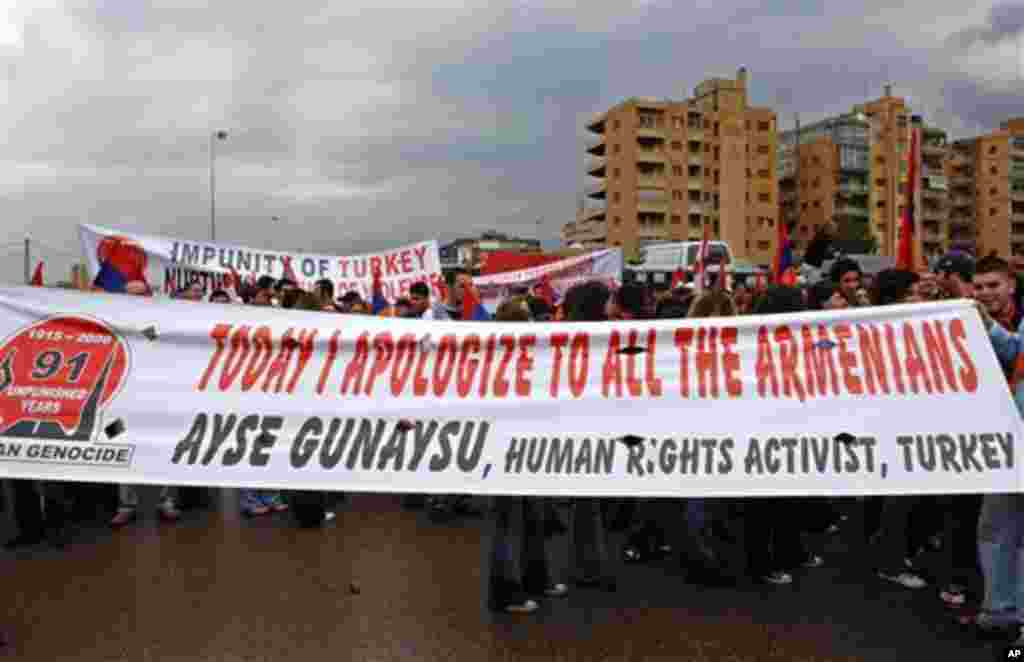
[564,68,778,264]
[947,118,1024,258]
[777,87,947,260]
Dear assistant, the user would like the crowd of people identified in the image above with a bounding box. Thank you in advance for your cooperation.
[3,246,1024,649]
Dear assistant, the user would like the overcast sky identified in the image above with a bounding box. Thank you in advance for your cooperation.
[1,1,1022,284]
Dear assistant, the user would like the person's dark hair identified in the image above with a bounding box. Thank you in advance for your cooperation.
[803,225,834,268]
[279,287,303,310]
[209,289,231,302]
[687,290,736,318]
[656,301,690,319]
[315,279,335,299]
[340,291,363,305]
[613,283,648,319]
[975,254,1013,279]
[806,281,840,311]
[873,269,919,306]
[562,281,610,322]
[256,275,276,291]
[753,286,806,315]
[276,278,298,292]
[410,282,430,298]
[292,291,324,312]
[395,297,411,307]
[526,297,553,321]
[829,257,861,284]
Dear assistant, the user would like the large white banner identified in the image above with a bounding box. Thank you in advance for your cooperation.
[78,224,445,301]
[473,249,622,309]
[0,287,1020,497]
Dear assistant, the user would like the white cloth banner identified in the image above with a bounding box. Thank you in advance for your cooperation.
[0,287,1020,497]
[473,249,622,309]
[78,223,445,301]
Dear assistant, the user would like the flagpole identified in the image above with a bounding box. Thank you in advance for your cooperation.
[23,238,30,285]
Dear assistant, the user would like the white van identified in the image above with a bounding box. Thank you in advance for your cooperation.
[634,241,732,272]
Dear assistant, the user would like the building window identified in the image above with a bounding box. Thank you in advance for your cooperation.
[672,165,683,176]
[812,177,820,188]
[613,168,621,178]
[714,170,720,185]
[758,145,771,154]
[672,190,683,200]
[758,120,771,132]
[745,120,751,130]
[746,168,752,178]
[704,143,710,153]
[758,169,770,178]
[613,119,621,130]
[992,208,998,216]
[705,167,711,177]
[704,192,711,201]
[876,156,885,165]
[689,191,701,202]
[713,122,720,136]
[613,192,621,203]
[689,165,701,177]
[673,117,684,130]
[812,200,820,208]
[992,167,999,175]
[758,240,771,250]
[990,145,998,155]
[714,146,720,160]
[613,216,622,226]
[672,141,683,151]
[613,144,621,153]
[759,192,771,203]
[671,215,681,224]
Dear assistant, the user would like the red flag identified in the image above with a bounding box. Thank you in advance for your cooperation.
[535,274,556,307]
[30,261,43,287]
[897,127,920,270]
[773,220,797,286]
[671,268,686,290]
[461,282,490,321]
[370,268,388,314]
[695,222,710,290]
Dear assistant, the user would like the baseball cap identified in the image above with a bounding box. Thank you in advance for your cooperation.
[934,252,975,281]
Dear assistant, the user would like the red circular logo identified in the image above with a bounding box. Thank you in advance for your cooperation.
[0,316,129,441]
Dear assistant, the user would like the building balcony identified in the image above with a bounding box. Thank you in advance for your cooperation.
[949,215,974,228]
[636,175,667,189]
[586,181,607,199]
[1013,223,1024,238]
[637,127,666,141]
[689,202,704,215]
[1011,164,1024,180]
[839,181,870,195]
[834,205,869,218]
[687,129,704,141]
[1013,189,1024,202]
[687,179,702,191]
[586,157,606,177]
[951,196,973,208]
[636,149,667,164]
[586,114,606,134]
[921,205,946,221]
[921,143,946,157]
[921,229,943,242]
[922,186,946,200]
[950,175,974,187]
[637,199,668,214]
[586,136,606,156]
[688,154,703,166]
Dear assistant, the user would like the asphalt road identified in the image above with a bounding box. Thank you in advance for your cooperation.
[0,488,1015,661]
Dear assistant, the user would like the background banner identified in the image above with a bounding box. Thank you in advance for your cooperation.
[78,224,444,300]
[473,248,622,309]
[0,287,1019,497]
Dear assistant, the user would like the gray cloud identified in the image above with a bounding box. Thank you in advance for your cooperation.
[948,3,1024,48]
[0,1,1018,285]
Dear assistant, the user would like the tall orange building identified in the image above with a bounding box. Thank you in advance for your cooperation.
[563,68,778,265]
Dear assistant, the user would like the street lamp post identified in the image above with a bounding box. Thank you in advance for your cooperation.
[209,130,228,242]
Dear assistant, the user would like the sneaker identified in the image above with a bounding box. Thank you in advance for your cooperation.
[940,585,966,607]
[544,583,569,598]
[802,555,825,569]
[762,571,793,585]
[878,570,927,589]
[110,508,136,528]
[157,504,181,522]
[504,599,539,614]
[324,511,336,522]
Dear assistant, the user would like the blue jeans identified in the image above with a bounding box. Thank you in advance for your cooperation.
[978,494,1024,622]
